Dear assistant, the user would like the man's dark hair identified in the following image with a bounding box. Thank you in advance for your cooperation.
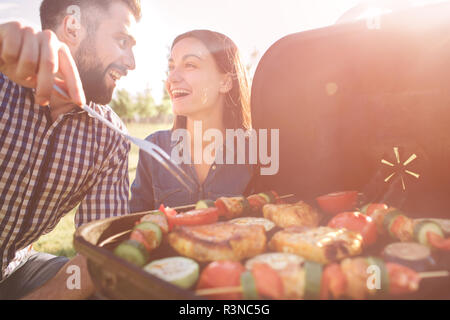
[40,0,141,31]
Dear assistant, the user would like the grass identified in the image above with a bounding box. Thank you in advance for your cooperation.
[32,122,171,258]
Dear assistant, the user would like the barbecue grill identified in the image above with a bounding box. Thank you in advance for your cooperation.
[74,2,450,299]
[251,2,450,218]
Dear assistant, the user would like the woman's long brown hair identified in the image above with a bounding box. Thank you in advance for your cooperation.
[171,30,251,131]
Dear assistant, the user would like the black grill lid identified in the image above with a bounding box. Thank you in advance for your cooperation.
[251,2,450,218]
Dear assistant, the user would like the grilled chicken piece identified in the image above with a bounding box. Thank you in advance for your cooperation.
[263,201,320,229]
[269,226,363,264]
[168,222,266,262]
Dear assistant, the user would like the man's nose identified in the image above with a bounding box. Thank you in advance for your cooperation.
[123,49,136,71]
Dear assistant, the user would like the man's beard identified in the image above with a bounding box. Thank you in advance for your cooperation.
[74,37,114,105]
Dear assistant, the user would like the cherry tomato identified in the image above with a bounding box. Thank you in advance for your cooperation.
[427,232,450,251]
[251,263,284,299]
[328,211,378,246]
[196,261,246,300]
[316,191,358,215]
[320,263,347,300]
[386,262,420,295]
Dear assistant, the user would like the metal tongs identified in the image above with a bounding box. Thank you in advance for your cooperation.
[53,84,196,193]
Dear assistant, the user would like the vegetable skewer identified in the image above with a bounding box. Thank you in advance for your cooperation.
[158,192,294,230]
[195,262,448,299]
[362,204,450,251]
[195,261,284,299]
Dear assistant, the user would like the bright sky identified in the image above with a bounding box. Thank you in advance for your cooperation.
[2,0,439,103]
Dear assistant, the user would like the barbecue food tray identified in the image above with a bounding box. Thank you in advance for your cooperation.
[73,202,450,300]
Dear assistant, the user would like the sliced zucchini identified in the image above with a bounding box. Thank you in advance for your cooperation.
[134,221,162,247]
[413,220,444,247]
[195,199,216,209]
[113,239,149,267]
[366,256,389,296]
[144,257,199,289]
[140,212,169,234]
[415,218,450,236]
[134,221,161,231]
[241,271,259,300]
[304,261,323,300]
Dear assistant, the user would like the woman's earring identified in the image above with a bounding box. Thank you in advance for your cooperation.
[228,93,238,106]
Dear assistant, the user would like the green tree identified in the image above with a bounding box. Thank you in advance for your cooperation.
[110,88,134,120]
[156,87,172,117]
[134,86,157,119]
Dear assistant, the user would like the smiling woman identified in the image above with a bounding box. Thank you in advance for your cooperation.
[129,30,254,212]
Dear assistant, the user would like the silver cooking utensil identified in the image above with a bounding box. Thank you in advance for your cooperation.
[53,84,196,193]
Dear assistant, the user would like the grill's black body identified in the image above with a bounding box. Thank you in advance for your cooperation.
[252,2,450,218]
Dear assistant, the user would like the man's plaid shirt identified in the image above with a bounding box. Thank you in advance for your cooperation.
[0,73,131,282]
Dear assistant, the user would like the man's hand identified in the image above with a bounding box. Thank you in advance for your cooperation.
[0,21,85,106]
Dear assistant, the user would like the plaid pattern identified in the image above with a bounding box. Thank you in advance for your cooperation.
[0,73,131,281]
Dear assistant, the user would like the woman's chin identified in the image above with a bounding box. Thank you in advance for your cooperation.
[172,105,195,118]
[172,109,188,117]
[172,102,216,120]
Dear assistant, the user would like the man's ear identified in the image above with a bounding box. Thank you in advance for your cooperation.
[219,73,233,94]
[58,13,84,47]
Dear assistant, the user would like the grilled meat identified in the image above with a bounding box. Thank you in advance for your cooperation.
[168,222,267,262]
[269,226,363,264]
[263,201,320,229]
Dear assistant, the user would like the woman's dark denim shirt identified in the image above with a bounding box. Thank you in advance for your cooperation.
[129,130,254,212]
